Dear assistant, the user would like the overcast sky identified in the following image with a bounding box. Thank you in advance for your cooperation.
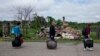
[0,0,100,23]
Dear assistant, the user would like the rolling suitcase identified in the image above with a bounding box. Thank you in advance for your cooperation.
[12,38,21,47]
[46,38,57,49]
[84,39,93,48]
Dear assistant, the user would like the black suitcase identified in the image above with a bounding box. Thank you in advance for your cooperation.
[84,39,93,48]
[12,38,21,47]
[46,39,57,49]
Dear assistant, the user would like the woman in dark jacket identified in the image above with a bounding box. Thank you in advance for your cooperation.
[49,21,56,41]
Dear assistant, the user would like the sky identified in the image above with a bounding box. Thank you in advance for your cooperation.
[0,0,100,23]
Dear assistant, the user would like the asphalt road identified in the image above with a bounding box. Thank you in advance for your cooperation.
[0,42,100,56]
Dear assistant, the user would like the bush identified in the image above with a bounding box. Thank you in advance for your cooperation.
[90,32,96,40]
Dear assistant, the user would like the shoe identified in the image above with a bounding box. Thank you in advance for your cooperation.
[89,48,93,51]
[84,48,87,51]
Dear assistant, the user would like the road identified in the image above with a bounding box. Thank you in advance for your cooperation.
[0,42,100,56]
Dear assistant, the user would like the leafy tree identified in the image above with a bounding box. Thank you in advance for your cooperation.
[56,19,62,26]
[47,16,55,26]
[31,15,47,29]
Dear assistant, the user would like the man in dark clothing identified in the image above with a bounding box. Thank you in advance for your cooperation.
[49,21,56,41]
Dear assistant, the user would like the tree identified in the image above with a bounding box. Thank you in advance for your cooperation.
[47,16,55,26]
[22,6,33,34]
[32,14,47,29]
[14,6,35,38]
[56,19,62,26]
[14,7,23,28]
[14,6,34,25]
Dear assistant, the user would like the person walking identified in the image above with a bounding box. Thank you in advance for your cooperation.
[82,24,93,50]
[49,21,56,41]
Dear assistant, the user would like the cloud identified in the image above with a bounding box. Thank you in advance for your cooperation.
[39,0,100,23]
[0,0,100,23]
[0,0,55,20]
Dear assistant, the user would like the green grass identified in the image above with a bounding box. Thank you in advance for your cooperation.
[94,40,100,43]
[1,28,100,44]
[0,38,3,42]
[90,32,100,43]
[90,32,97,40]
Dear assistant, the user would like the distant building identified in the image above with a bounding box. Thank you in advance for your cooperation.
[2,21,11,37]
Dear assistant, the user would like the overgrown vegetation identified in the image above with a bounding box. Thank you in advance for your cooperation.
[0,14,100,42]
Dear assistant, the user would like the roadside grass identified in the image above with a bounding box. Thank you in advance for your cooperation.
[0,29,100,45]
[0,38,3,42]
[90,32,100,43]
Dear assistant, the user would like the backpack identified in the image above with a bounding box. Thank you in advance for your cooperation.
[82,28,86,35]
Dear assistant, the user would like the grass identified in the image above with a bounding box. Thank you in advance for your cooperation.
[0,28,100,44]
[0,38,3,42]
[25,28,100,42]
[94,40,100,43]
[90,32,96,40]
[90,32,100,43]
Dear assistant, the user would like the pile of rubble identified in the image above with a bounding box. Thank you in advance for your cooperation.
[55,17,81,40]
[38,26,81,40]
[38,17,81,40]
[55,27,81,40]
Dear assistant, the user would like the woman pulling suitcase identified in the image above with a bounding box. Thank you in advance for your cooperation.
[82,24,93,51]
[11,22,24,47]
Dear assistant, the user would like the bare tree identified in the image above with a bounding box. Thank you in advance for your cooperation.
[14,7,23,28]
[22,6,33,29]
[23,6,33,20]
[14,6,35,36]
[14,6,34,24]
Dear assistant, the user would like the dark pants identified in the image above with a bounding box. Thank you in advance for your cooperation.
[49,34,55,41]
[83,40,90,48]
[83,35,89,48]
